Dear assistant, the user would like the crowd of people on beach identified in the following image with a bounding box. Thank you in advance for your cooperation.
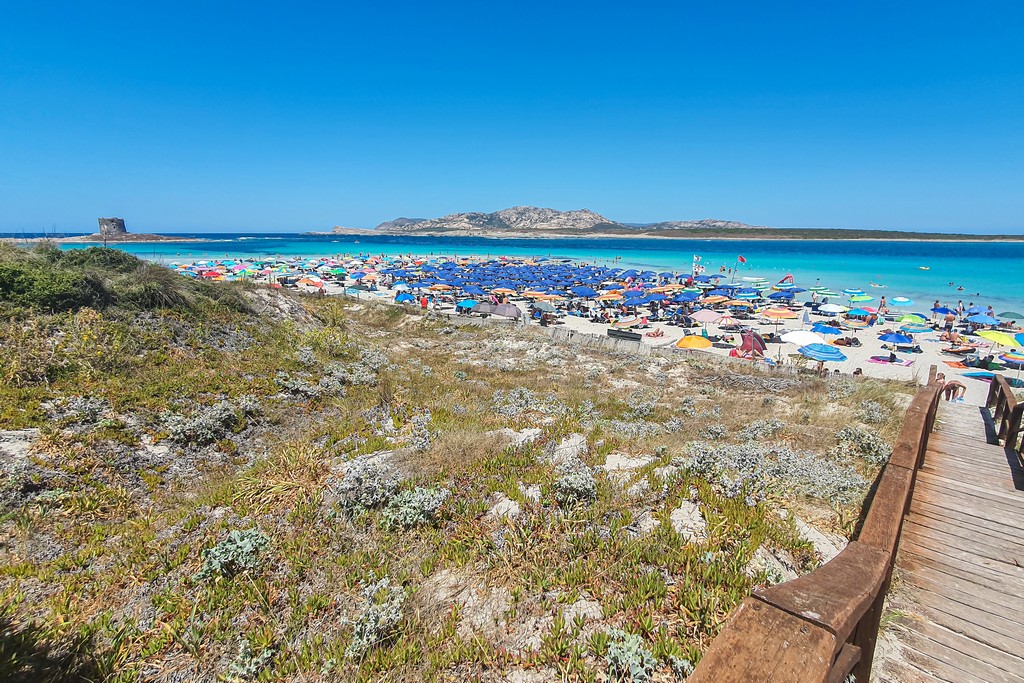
[165,252,1024,402]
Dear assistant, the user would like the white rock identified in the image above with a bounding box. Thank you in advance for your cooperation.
[627,510,661,536]
[546,433,587,466]
[670,500,707,542]
[486,494,521,521]
[603,451,654,472]
[653,464,681,481]
[562,597,604,624]
[519,483,541,503]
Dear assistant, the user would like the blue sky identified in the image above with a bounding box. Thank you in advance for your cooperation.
[2,1,1022,233]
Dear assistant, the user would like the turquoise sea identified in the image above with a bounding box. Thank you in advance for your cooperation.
[25,233,1024,312]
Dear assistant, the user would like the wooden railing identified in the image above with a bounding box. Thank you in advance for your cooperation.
[987,374,1024,457]
[689,375,942,683]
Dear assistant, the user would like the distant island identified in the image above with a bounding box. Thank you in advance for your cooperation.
[7,218,194,244]
[311,206,1024,241]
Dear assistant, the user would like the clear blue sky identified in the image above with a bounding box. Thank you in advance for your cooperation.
[2,1,1022,233]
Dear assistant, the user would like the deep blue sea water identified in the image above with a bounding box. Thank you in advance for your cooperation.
[8,232,1024,311]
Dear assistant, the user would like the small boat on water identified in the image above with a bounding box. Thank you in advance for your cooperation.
[918,266,930,270]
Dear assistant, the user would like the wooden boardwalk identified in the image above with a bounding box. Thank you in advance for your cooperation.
[876,402,1024,683]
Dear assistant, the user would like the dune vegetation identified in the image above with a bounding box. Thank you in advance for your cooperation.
[0,246,914,682]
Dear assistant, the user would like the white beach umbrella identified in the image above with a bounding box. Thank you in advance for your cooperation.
[781,330,826,346]
[819,303,849,314]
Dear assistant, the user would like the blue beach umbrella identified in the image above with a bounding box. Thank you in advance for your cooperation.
[457,299,478,309]
[879,333,914,345]
[395,293,415,303]
[890,297,914,306]
[798,344,848,363]
[811,323,843,336]
[966,314,1000,325]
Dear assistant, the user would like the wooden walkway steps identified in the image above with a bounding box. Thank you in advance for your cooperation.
[875,401,1024,683]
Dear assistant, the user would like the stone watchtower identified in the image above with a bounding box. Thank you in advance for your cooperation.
[98,217,127,237]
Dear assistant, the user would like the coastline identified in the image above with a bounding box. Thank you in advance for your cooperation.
[313,229,1024,242]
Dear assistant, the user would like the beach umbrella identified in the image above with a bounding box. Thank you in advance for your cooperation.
[965,305,984,315]
[845,320,869,329]
[798,344,848,363]
[570,286,598,297]
[966,314,1000,326]
[817,290,840,297]
[691,309,723,323]
[896,313,927,322]
[931,307,955,315]
[879,333,913,345]
[849,294,875,303]
[782,330,826,346]
[997,311,1024,320]
[494,303,522,318]
[811,323,843,336]
[740,331,768,354]
[847,308,871,316]
[702,295,729,305]
[890,297,914,306]
[395,293,415,303]
[976,330,1023,348]
[808,286,830,292]
[899,323,931,333]
[768,291,794,300]
[762,309,798,319]
[471,302,497,314]
[818,304,848,314]
[456,299,478,309]
[677,335,713,349]
[843,288,864,296]
[532,301,557,313]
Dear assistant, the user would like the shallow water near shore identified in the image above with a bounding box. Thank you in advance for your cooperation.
[42,232,1024,311]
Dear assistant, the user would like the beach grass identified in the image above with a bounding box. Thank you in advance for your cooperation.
[0,246,916,682]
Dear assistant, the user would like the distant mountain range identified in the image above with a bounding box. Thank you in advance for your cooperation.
[363,206,764,237]
[321,206,1024,241]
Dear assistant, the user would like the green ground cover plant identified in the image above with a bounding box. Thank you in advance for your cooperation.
[0,246,914,682]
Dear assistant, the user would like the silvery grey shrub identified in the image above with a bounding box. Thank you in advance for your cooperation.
[380,487,450,529]
[554,461,597,507]
[345,576,406,658]
[196,528,269,581]
[337,459,400,511]
[605,629,657,683]
[831,426,893,465]
[739,419,784,441]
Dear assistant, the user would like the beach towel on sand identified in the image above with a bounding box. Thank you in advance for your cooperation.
[868,356,914,367]
[943,360,968,369]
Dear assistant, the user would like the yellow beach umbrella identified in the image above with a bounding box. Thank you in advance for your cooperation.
[976,330,1023,348]
[597,292,623,301]
[677,335,713,349]
[762,308,798,319]
[702,295,729,305]
[491,287,515,295]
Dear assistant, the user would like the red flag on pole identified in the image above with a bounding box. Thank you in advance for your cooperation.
[737,255,747,264]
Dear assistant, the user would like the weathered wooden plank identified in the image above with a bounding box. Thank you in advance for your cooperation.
[913,478,1024,516]
[687,598,836,682]
[757,542,888,647]
[897,645,998,683]
[908,504,1024,548]
[909,589,1024,653]
[874,658,948,683]
[899,535,1024,582]
[904,510,1024,554]
[902,519,1024,566]
[919,470,1024,498]
[898,552,1024,605]
[900,567,1024,622]
[892,620,1024,683]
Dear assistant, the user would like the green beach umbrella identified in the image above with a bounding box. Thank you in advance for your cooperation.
[817,290,839,296]
[849,294,874,303]
[998,311,1024,320]
[808,286,830,292]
